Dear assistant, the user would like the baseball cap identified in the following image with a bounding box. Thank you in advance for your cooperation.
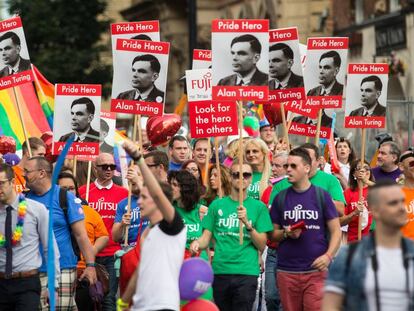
[3,153,20,166]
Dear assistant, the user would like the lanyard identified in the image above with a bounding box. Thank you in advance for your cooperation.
[371,234,411,311]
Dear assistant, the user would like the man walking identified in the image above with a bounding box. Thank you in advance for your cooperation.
[269,147,341,310]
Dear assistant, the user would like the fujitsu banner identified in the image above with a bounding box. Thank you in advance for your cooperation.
[211,19,269,101]
[110,21,160,51]
[303,37,348,110]
[53,84,101,156]
[192,49,211,69]
[188,100,238,138]
[268,27,305,103]
[344,63,388,128]
[185,69,212,102]
[0,16,33,89]
[111,39,169,116]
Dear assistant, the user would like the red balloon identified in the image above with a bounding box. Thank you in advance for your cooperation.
[182,299,219,311]
[0,136,16,154]
[263,102,287,126]
[146,114,182,146]
[41,131,57,163]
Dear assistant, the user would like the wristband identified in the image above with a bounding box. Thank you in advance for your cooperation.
[325,253,333,262]
[246,225,254,232]
[86,262,96,267]
[117,298,129,311]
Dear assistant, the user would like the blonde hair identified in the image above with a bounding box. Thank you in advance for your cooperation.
[244,138,271,197]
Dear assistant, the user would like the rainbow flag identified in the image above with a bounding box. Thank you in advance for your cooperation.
[0,82,51,149]
[32,65,54,128]
[113,130,131,188]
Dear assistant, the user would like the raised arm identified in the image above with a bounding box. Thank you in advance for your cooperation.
[123,140,175,223]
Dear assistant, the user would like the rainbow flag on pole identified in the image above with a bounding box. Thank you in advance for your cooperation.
[0,82,51,149]
[32,65,54,128]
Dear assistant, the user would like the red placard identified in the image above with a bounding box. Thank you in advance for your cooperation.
[193,49,211,61]
[116,39,169,54]
[111,99,163,116]
[0,17,22,32]
[270,27,299,42]
[307,37,349,50]
[285,100,318,119]
[269,87,306,103]
[53,142,99,156]
[188,100,238,138]
[111,21,159,35]
[212,86,268,101]
[344,63,388,129]
[212,19,269,32]
[304,96,343,109]
[288,122,331,139]
[0,70,33,89]
[56,84,101,96]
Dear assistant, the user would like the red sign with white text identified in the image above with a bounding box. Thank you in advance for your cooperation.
[303,37,348,110]
[284,100,318,119]
[111,21,159,35]
[0,16,33,89]
[188,100,238,138]
[268,27,305,103]
[288,122,331,139]
[192,49,211,69]
[212,19,269,101]
[344,63,388,128]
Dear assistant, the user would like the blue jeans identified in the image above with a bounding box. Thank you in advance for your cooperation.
[96,256,118,311]
[265,247,282,311]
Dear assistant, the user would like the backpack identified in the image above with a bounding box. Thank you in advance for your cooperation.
[59,188,81,260]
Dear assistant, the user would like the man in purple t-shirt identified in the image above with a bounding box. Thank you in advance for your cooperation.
[268,147,341,311]
[372,141,402,182]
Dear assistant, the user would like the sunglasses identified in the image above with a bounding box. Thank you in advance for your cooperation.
[386,198,405,206]
[231,172,252,179]
[283,163,297,169]
[97,164,116,171]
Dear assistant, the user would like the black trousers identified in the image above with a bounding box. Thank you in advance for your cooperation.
[212,274,258,311]
[0,275,41,311]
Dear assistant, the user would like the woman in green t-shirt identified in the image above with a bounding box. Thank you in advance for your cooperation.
[245,138,271,200]
[202,164,232,206]
[168,170,206,257]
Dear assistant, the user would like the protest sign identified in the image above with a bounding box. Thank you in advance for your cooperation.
[344,63,389,128]
[303,37,348,110]
[111,39,170,116]
[185,68,212,102]
[268,27,305,103]
[288,118,330,139]
[110,21,160,51]
[211,19,269,101]
[285,100,318,119]
[0,16,33,89]
[188,100,238,138]
[192,49,211,69]
[53,84,101,156]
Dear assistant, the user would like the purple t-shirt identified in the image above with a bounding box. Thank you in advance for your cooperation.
[270,185,338,272]
[372,166,402,182]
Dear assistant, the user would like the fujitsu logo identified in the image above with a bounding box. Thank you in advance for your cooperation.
[284,204,319,223]
[89,197,117,212]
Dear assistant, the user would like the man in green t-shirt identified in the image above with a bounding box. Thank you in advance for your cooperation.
[268,143,345,216]
[190,160,273,311]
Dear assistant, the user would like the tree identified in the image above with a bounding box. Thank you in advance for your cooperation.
[7,0,112,97]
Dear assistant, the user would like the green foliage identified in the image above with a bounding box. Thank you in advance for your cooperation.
[7,0,112,97]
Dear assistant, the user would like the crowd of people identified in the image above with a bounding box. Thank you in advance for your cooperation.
[0,121,413,311]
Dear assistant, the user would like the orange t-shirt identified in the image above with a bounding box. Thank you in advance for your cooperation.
[401,187,414,240]
[12,165,26,193]
[77,204,109,270]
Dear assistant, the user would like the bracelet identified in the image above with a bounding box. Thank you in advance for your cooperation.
[117,298,129,310]
[325,253,333,262]
[86,262,96,267]
[246,225,254,232]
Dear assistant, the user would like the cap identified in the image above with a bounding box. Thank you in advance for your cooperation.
[227,130,250,146]
[259,118,271,129]
[3,153,20,166]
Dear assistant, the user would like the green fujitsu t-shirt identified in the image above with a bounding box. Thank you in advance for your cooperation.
[268,170,345,208]
[174,202,204,249]
[202,196,273,276]
[247,171,262,200]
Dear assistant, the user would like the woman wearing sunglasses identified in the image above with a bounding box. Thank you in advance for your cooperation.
[202,164,232,207]
[341,160,375,242]
[245,138,272,200]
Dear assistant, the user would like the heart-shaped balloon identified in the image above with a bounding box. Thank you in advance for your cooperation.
[263,102,287,126]
[41,131,58,163]
[0,136,16,155]
[146,114,182,146]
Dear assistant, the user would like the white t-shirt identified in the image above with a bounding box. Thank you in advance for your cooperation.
[364,247,414,311]
[132,212,187,311]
